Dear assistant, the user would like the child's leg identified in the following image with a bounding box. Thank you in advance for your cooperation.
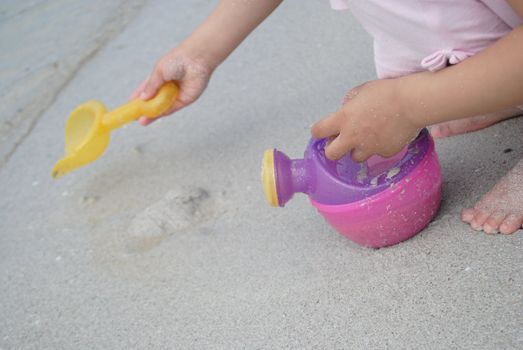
[430,107,523,234]
[431,107,522,138]
[462,157,523,234]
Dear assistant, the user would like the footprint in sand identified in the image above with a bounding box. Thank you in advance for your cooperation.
[125,187,219,253]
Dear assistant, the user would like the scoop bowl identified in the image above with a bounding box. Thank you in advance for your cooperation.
[52,82,178,179]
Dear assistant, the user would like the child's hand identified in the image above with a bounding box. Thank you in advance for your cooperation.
[311,78,422,162]
[130,47,214,126]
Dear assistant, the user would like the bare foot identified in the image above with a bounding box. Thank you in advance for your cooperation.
[462,158,523,234]
[431,108,522,138]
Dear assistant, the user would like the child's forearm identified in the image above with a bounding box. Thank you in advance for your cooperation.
[403,25,523,127]
[180,0,283,69]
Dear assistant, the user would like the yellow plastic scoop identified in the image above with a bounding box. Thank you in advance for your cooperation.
[52,82,178,179]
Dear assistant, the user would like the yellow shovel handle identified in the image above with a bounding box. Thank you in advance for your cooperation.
[103,82,179,130]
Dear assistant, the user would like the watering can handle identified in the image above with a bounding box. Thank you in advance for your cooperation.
[102,82,179,130]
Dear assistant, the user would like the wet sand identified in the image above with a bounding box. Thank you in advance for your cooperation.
[0,1,522,349]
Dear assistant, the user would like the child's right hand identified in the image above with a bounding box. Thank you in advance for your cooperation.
[130,47,214,126]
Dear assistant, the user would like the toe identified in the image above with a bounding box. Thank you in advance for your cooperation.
[430,122,464,138]
[482,212,506,234]
[470,209,490,231]
[499,214,523,235]
[461,208,475,223]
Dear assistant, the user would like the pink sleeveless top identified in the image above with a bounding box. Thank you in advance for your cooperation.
[329,0,523,78]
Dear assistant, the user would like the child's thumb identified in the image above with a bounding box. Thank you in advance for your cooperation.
[140,71,164,100]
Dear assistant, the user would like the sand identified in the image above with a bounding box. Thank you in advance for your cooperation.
[0,1,522,349]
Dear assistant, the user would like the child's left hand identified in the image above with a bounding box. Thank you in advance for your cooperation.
[311,78,423,162]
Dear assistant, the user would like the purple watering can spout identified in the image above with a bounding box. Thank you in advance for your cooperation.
[268,150,308,206]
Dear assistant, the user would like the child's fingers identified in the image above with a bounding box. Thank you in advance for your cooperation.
[138,100,184,127]
[140,69,165,100]
[139,116,157,126]
[342,83,366,104]
[351,148,370,163]
[129,77,149,101]
[311,111,342,139]
[324,134,353,161]
[162,99,185,115]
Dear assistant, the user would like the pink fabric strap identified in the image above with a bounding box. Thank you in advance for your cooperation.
[420,49,474,72]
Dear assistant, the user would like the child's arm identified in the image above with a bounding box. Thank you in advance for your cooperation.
[312,1,523,162]
[132,0,282,125]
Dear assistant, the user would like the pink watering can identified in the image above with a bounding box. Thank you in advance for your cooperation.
[261,129,442,248]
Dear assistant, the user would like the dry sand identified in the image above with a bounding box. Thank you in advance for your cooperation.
[0,1,522,349]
